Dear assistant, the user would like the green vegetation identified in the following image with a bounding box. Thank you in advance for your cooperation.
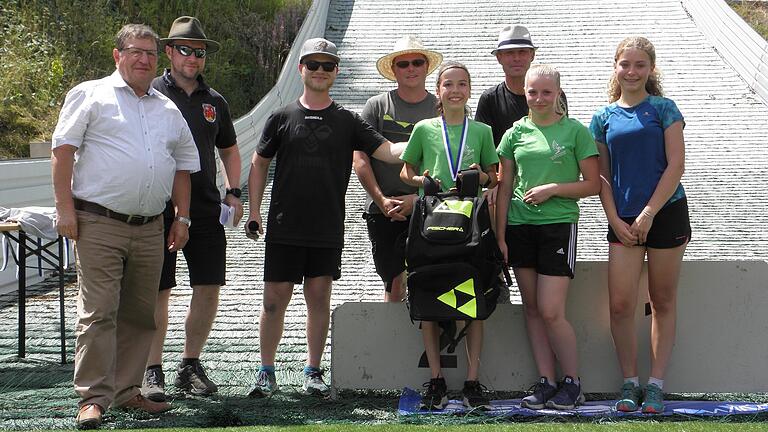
[729,1,768,40]
[0,0,309,159]
[27,423,768,431]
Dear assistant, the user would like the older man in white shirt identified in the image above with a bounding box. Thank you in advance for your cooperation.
[51,24,200,430]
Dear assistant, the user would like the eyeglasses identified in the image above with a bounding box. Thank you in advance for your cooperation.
[120,47,158,59]
[394,58,427,69]
[303,60,337,72]
[172,45,207,59]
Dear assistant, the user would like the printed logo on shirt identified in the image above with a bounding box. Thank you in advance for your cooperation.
[549,139,567,162]
[202,104,216,123]
[556,248,565,255]
[305,115,323,121]
[295,123,333,153]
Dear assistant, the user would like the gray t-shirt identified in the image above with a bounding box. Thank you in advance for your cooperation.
[361,89,437,213]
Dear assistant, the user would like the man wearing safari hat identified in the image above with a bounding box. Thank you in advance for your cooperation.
[141,16,241,402]
[246,37,406,398]
[353,35,442,302]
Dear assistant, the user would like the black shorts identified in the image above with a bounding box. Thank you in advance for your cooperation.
[264,242,342,283]
[160,216,226,290]
[363,212,409,291]
[505,223,577,279]
[607,197,691,249]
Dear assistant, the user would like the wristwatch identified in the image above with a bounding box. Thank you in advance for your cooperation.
[175,216,192,227]
[226,188,242,199]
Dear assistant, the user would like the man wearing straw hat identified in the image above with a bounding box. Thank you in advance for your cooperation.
[246,37,407,398]
[353,35,442,302]
[140,16,241,403]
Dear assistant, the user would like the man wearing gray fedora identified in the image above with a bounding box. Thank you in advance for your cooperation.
[141,16,241,402]
[354,35,443,302]
[476,24,567,146]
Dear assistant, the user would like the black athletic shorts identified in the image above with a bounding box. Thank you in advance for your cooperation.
[607,197,691,249]
[363,212,409,292]
[264,242,342,283]
[160,216,226,290]
[505,223,577,279]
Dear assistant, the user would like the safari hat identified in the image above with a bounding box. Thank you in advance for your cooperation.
[491,25,537,54]
[376,35,443,81]
[299,38,341,63]
[159,16,221,54]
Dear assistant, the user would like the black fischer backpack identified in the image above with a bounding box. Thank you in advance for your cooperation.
[405,170,511,322]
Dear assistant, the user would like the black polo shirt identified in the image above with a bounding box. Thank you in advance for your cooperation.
[153,69,238,220]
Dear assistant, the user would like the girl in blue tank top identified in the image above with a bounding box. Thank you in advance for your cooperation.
[589,36,691,414]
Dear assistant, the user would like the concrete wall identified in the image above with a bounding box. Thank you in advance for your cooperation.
[331,261,768,393]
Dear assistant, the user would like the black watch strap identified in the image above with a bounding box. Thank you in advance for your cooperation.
[226,188,242,198]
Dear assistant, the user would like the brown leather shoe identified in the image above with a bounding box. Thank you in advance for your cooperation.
[76,404,103,430]
[117,394,171,414]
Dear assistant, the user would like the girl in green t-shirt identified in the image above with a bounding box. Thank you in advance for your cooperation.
[400,61,498,411]
[495,65,600,410]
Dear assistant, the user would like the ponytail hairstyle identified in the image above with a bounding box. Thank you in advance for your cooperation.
[608,36,664,103]
[524,64,565,116]
[434,61,472,117]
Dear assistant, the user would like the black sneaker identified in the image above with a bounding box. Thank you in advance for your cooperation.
[545,376,585,410]
[521,376,557,410]
[141,367,166,402]
[174,360,218,396]
[419,377,448,410]
[462,380,491,410]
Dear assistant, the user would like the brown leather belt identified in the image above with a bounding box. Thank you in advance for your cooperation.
[73,199,160,226]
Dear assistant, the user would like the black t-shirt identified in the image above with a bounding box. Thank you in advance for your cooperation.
[257,100,386,248]
[475,82,568,146]
[153,69,237,220]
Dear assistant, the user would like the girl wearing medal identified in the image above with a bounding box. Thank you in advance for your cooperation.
[400,61,499,410]
[495,64,600,410]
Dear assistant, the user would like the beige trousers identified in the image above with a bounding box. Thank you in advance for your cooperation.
[73,210,163,409]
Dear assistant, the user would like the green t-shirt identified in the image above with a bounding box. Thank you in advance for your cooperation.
[497,116,598,225]
[401,117,499,195]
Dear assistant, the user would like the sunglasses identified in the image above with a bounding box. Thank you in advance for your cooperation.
[172,45,207,59]
[395,58,427,69]
[303,60,337,72]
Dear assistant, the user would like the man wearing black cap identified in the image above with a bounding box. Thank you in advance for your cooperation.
[245,37,406,398]
[141,16,241,402]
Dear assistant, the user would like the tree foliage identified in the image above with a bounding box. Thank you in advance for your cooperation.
[0,0,309,158]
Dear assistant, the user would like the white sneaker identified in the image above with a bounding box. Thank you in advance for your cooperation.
[303,369,330,397]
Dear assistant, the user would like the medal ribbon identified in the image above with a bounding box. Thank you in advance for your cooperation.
[440,115,468,182]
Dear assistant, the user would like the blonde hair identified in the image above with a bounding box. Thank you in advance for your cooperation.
[524,64,565,116]
[608,36,664,102]
[435,61,472,117]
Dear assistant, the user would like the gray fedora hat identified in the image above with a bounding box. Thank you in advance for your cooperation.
[491,25,537,55]
[159,16,221,54]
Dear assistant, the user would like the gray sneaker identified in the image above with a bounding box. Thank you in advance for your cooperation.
[303,369,330,397]
[249,369,279,398]
[141,367,166,402]
[174,360,218,396]
[521,376,557,410]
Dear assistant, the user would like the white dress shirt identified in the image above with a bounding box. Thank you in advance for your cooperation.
[52,71,200,216]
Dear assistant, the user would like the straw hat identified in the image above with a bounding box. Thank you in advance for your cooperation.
[159,16,221,54]
[376,35,443,81]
